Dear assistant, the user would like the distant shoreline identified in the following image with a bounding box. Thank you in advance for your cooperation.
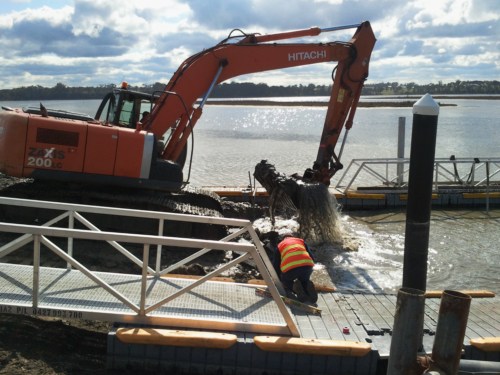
[2,95,497,107]
[205,100,459,107]
[203,95,499,107]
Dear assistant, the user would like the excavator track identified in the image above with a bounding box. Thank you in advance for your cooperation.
[0,174,225,238]
[0,174,233,277]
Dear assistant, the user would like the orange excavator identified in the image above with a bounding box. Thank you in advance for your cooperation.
[0,22,376,201]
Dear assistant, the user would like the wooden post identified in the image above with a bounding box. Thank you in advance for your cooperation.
[397,117,405,186]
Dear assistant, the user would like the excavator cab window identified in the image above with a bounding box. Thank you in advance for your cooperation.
[95,89,156,128]
[117,99,135,127]
[95,91,118,125]
[139,100,152,122]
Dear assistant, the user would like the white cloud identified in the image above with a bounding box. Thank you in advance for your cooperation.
[0,0,498,89]
[0,4,72,28]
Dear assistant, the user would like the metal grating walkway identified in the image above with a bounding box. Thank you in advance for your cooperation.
[0,263,289,334]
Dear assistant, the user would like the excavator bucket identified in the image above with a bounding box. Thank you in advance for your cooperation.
[253,160,301,218]
[253,160,343,244]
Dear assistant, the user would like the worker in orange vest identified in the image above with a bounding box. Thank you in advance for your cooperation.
[272,234,318,304]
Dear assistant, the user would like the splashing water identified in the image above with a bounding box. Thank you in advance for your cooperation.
[296,183,344,245]
[252,214,351,291]
[253,160,343,245]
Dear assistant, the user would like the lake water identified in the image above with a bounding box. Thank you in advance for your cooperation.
[1,96,499,294]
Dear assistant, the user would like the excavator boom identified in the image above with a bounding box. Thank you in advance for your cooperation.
[145,22,376,183]
[0,21,375,193]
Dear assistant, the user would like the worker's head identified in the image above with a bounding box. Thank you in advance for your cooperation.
[140,111,150,122]
[266,231,280,246]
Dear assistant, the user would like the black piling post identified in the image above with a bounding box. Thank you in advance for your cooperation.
[402,94,439,291]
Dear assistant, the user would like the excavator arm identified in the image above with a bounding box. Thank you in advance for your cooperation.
[309,22,376,184]
[143,21,376,184]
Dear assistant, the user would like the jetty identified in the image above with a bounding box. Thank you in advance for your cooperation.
[0,197,498,374]
[209,156,500,211]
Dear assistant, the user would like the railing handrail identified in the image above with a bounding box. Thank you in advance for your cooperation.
[335,157,500,193]
[0,222,255,251]
[0,196,300,336]
[0,196,248,226]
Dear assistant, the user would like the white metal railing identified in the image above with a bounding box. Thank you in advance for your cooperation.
[0,196,299,336]
[335,157,500,194]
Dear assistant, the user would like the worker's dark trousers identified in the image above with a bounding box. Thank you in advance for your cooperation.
[280,266,313,291]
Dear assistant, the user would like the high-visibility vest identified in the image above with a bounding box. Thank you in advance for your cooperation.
[278,237,314,273]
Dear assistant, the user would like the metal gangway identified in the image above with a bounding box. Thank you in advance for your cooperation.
[335,157,500,194]
[0,196,300,337]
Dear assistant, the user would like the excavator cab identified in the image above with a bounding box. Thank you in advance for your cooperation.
[95,84,157,129]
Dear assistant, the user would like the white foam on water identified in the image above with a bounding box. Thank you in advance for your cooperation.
[253,213,406,293]
[253,207,500,294]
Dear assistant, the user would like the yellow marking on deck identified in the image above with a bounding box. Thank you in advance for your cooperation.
[463,192,500,199]
[399,193,439,200]
[346,192,386,200]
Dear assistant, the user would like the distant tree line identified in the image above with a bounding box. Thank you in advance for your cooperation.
[215,80,500,96]
[362,80,500,96]
[0,80,498,101]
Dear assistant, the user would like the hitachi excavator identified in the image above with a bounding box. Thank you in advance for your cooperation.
[0,21,376,215]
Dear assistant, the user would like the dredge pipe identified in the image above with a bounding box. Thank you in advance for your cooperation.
[386,287,426,375]
[402,94,439,291]
[430,290,472,374]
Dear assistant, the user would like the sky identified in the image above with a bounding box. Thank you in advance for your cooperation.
[0,0,498,89]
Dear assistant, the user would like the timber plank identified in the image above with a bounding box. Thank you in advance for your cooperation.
[116,328,238,349]
[254,336,371,356]
[470,337,500,352]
